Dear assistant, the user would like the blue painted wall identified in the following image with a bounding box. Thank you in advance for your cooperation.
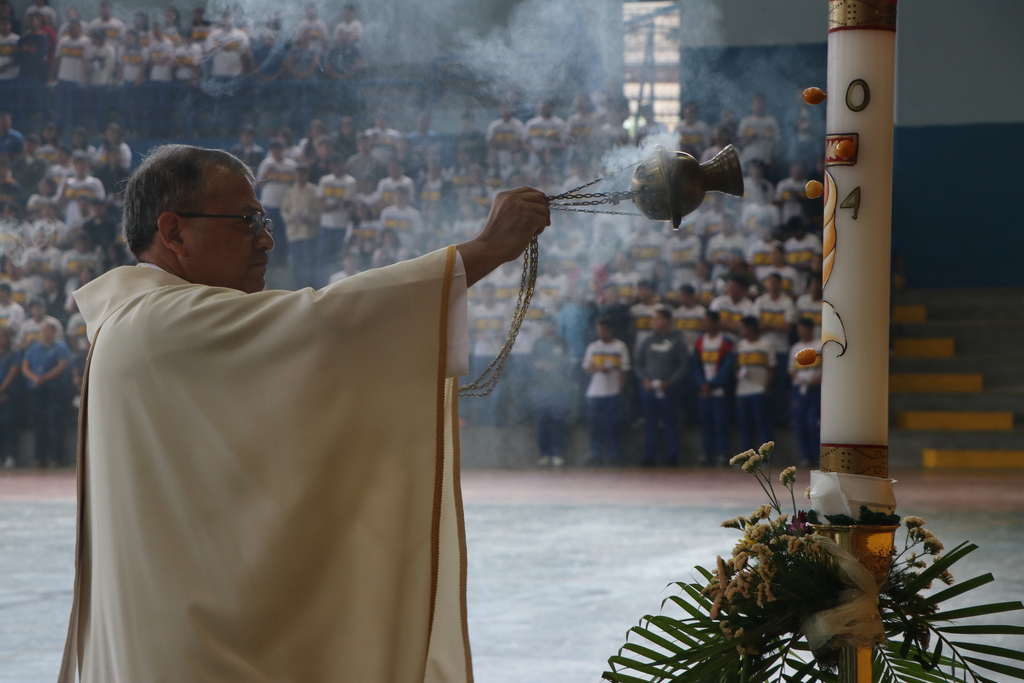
[892,123,1024,287]
[679,0,1024,287]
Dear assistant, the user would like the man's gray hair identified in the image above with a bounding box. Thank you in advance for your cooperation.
[121,144,255,258]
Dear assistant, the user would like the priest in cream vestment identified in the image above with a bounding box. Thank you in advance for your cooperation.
[59,145,549,683]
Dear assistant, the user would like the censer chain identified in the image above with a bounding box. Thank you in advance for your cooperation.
[546,158,644,214]
[460,159,642,396]
[459,236,539,397]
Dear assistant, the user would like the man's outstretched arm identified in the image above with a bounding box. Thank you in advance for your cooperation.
[457,186,549,287]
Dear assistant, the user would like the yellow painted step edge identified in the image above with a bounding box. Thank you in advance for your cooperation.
[896,411,1013,431]
[923,449,1024,469]
[892,304,927,324]
[892,338,955,358]
[889,374,983,393]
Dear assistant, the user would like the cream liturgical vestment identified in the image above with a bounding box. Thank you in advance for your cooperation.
[61,246,474,683]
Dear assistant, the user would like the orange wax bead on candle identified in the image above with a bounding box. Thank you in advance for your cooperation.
[836,139,857,160]
[795,348,820,367]
[803,87,827,105]
[805,180,824,199]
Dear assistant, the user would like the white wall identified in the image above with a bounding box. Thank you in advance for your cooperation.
[679,0,1024,127]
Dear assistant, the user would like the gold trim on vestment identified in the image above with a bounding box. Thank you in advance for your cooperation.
[426,244,458,670]
[449,379,473,683]
[59,338,95,682]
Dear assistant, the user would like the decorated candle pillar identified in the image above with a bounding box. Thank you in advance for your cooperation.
[817,0,898,485]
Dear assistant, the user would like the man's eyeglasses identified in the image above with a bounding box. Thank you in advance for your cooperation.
[175,212,273,239]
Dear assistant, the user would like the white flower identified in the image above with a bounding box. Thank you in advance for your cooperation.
[741,454,764,473]
[904,516,926,529]
[730,450,756,465]
[758,441,775,457]
[779,466,797,486]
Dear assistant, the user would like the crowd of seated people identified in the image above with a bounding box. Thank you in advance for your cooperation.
[0,0,365,135]
[0,36,826,468]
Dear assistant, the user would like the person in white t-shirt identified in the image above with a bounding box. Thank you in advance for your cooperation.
[755,272,797,426]
[113,30,148,133]
[375,160,414,209]
[705,213,746,279]
[534,258,568,304]
[674,100,711,159]
[148,23,175,82]
[468,283,511,425]
[784,218,823,294]
[173,29,203,84]
[116,28,148,85]
[760,245,799,296]
[795,272,823,339]
[256,140,297,258]
[741,158,774,207]
[296,4,329,53]
[16,298,65,349]
[665,218,702,288]
[709,275,754,338]
[57,153,104,227]
[523,100,565,169]
[25,0,58,31]
[775,162,808,225]
[628,220,667,280]
[378,186,423,236]
[0,283,25,334]
[672,284,705,352]
[583,317,631,466]
[0,17,19,81]
[51,21,91,132]
[486,106,525,178]
[737,94,781,170]
[86,28,117,87]
[697,193,727,239]
[333,4,363,44]
[315,156,356,286]
[735,316,774,451]
[205,15,250,77]
[789,318,822,466]
[88,1,126,47]
[630,279,659,353]
[746,222,781,283]
[364,114,405,166]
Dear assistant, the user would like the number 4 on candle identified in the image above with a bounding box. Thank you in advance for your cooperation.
[840,186,861,220]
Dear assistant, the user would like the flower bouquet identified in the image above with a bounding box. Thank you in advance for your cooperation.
[604,443,1024,683]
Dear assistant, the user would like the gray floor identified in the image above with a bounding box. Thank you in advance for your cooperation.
[1,501,1022,683]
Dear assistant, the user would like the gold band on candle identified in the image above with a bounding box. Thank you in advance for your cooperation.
[828,0,898,33]
[820,444,889,477]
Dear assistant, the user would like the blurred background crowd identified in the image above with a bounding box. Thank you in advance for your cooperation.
[0,0,828,469]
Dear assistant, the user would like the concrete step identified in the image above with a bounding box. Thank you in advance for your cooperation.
[891,338,955,358]
[889,389,1024,419]
[889,373,983,393]
[895,289,1024,321]
[891,321,1024,355]
[893,411,1013,431]
[888,428,1024,454]
[922,449,1024,469]
[890,357,1024,388]
[891,304,927,324]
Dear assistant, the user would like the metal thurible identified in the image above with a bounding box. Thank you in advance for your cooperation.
[629,144,744,229]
